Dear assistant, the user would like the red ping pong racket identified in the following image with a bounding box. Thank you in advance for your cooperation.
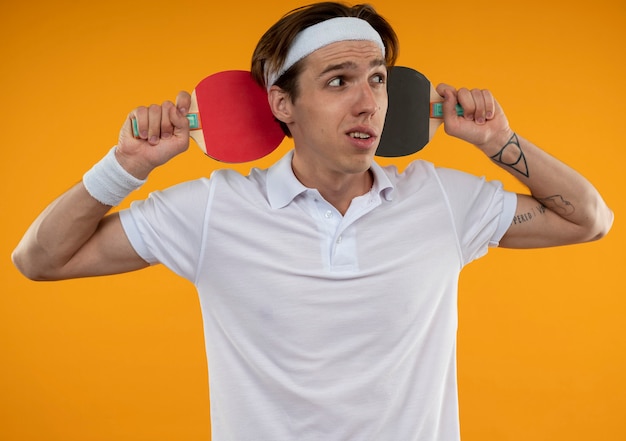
[132,70,284,163]
[376,66,463,157]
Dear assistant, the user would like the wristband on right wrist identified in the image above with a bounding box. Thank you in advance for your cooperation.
[82,146,146,206]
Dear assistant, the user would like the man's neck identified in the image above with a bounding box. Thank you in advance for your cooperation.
[291,164,373,216]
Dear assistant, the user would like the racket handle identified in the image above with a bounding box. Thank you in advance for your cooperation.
[131,114,200,138]
[430,102,464,118]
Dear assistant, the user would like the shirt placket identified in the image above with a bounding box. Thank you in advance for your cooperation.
[310,190,382,272]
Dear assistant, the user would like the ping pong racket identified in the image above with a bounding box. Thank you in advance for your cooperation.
[376,66,463,157]
[132,70,285,163]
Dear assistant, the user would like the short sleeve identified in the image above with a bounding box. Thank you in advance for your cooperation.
[118,178,213,282]
[435,168,516,264]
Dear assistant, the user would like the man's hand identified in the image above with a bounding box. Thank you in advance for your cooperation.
[116,91,192,179]
[435,83,514,156]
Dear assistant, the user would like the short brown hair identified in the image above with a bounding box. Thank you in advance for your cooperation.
[250,2,399,136]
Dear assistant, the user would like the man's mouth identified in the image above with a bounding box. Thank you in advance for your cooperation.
[348,132,372,139]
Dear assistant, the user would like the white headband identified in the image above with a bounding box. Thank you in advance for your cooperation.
[265,17,386,89]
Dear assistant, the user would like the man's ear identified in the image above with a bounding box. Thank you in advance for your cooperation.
[268,85,294,124]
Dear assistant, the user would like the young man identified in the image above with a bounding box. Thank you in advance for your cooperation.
[12,2,613,440]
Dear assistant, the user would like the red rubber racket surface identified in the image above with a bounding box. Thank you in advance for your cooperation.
[192,70,284,163]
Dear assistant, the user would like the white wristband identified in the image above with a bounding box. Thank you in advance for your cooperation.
[83,147,146,206]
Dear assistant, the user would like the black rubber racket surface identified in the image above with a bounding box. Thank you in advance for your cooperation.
[377,66,463,157]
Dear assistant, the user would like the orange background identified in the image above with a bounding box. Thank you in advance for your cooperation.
[2,0,625,440]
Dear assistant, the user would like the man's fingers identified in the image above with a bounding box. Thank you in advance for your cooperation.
[456,88,476,121]
[482,90,496,120]
[437,84,497,126]
[147,104,164,145]
[126,91,192,146]
[160,101,177,140]
[456,88,496,125]
[470,88,487,124]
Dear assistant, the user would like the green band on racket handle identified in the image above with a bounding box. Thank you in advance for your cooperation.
[431,102,464,118]
[186,114,200,129]
[131,114,200,137]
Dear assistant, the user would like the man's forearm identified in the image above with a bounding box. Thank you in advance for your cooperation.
[487,132,613,238]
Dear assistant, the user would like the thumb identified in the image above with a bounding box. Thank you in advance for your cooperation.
[175,90,192,116]
[434,85,464,132]
[436,85,460,117]
[171,91,192,135]
[435,83,456,99]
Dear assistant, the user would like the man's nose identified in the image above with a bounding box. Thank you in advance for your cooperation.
[353,82,379,117]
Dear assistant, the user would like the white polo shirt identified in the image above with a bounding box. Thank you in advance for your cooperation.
[119,151,516,441]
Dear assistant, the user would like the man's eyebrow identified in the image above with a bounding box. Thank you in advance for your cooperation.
[318,58,386,78]
[370,58,386,68]
[319,61,358,77]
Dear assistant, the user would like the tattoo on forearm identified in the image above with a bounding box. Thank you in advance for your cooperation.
[511,203,547,226]
[511,197,575,227]
[537,195,575,216]
[490,133,529,178]
[511,211,534,226]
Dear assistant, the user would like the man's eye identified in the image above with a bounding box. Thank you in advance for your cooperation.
[328,77,344,87]
[372,74,386,84]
